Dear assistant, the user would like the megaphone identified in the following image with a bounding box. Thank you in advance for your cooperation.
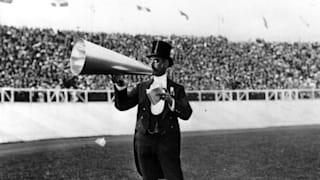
[70,39,153,75]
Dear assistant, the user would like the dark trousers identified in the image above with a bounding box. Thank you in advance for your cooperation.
[135,132,183,180]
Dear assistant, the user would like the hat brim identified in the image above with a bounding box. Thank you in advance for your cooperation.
[147,54,173,67]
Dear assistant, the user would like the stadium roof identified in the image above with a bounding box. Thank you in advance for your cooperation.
[0,0,320,42]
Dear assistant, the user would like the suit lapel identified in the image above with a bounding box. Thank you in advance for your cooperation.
[143,79,153,110]
[139,79,154,130]
[167,79,175,97]
[160,78,174,120]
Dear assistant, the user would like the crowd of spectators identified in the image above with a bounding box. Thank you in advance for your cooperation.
[1,25,320,90]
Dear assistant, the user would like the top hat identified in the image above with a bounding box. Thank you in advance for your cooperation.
[147,40,173,67]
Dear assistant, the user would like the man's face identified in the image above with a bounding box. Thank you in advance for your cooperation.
[151,57,169,76]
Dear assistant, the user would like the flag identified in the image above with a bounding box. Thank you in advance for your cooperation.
[220,16,224,24]
[262,16,268,29]
[136,5,143,11]
[299,15,310,28]
[0,0,13,3]
[136,5,151,12]
[90,3,95,14]
[51,0,68,7]
[179,10,189,21]
[145,7,151,12]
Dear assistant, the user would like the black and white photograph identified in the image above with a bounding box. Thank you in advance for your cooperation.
[1,0,320,179]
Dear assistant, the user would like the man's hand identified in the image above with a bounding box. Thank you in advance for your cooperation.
[111,75,126,87]
[159,89,173,106]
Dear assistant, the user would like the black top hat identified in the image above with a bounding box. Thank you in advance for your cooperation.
[147,40,173,67]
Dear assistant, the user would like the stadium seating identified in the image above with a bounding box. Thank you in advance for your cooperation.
[1,25,320,90]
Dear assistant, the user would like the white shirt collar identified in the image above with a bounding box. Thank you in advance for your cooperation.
[152,73,167,88]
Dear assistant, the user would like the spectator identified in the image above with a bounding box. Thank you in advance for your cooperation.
[1,25,320,90]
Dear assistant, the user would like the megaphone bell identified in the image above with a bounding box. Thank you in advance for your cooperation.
[70,39,153,75]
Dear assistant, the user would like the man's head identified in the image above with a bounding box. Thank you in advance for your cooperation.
[147,40,173,76]
[150,56,170,76]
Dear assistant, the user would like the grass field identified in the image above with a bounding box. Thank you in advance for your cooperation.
[0,125,320,180]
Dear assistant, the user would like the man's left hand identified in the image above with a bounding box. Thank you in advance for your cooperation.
[159,89,173,106]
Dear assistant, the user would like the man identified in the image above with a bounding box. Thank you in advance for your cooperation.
[113,40,193,180]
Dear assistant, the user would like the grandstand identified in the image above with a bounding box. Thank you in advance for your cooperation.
[1,0,320,91]
[1,0,320,179]
[1,25,320,91]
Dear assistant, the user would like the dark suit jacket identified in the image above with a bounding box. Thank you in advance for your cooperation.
[114,78,193,177]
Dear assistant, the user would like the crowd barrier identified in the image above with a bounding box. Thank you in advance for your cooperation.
[1,88,320,103]
[1,88,320,143]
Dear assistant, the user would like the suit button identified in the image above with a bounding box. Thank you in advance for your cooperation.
[170,125,174,128]
[142,108,146,111]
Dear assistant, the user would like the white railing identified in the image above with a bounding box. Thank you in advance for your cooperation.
[1,88,320,103]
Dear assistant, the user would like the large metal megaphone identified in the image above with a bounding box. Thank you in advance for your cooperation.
[70,39,153,75]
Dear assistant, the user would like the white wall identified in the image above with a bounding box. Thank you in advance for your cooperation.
[1,100,320,143]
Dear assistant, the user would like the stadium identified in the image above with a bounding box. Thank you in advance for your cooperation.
[1,0,320,179]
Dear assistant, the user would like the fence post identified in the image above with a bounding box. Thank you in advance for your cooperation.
[47,90,51,103]
[64,89,68,102]
[312,89,315,99]
[85,90,88,103]
[246,91,249,101]
[11,89,14,103]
